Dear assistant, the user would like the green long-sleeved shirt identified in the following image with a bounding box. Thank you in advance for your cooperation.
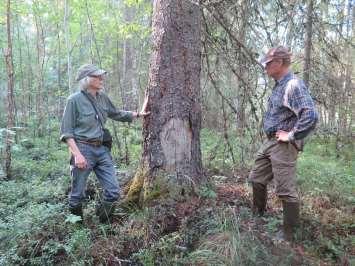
[60,89,133,142]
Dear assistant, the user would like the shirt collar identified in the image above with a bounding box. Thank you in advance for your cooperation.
[275,71,293,86]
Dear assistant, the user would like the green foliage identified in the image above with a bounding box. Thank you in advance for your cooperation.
[198,185,217,199]
[0,136,70,265]
[1,121,353,265]
[297,139,355,205]
[124,0,145,7]
[200,128,259,171]
[201,129,235,170]
[65,214,82,224]
[10,136,69,180]
[264,215,282,233]
[184,207,298,266]
[133,233,185,265]
[65,228,92,264]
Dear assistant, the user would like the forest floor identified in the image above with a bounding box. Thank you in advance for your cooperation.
[0,130,354,265]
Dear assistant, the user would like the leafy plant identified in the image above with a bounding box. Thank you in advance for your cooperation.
[198,185,217,199]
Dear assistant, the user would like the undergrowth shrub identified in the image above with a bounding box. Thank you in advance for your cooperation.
[184,207,300,266]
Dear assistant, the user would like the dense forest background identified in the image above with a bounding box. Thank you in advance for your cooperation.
[0,0,354,265]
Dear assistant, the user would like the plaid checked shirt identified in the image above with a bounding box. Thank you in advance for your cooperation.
[263,72,318,140]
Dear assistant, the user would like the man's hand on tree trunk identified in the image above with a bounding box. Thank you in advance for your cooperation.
[132,111,150,119]
[133,95,150,119]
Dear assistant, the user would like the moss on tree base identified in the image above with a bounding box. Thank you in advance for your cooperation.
[124,164,198,207]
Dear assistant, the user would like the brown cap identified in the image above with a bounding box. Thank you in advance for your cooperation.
[76,64,107,81]
[260,45,292,67]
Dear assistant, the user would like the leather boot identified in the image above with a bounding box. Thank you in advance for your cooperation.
[252,182,267,216]
[96,201,115,223]
[69,204,83,223]
[282,201,300,241]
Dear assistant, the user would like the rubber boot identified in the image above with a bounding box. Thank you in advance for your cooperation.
[282,201,300,241]
[252,182,267,216]
[69,204,83,224]
[96,201,115,223]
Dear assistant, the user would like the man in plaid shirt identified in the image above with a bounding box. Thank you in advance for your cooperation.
[249,46,318,241]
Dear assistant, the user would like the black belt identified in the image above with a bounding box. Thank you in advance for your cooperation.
[77,140,102,147]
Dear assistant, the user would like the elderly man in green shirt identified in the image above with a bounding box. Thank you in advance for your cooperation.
[60,64,149,223]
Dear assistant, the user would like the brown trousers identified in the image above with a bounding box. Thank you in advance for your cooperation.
[249,139,299,202]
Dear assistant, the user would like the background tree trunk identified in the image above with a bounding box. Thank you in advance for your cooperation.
[303,0,314,87]
[346,2,354,137]
[4,0,15,179]
[234,1,249,137]
[64,0,72,93]
[342,0,354,138]
[33,4,45,137]
[121,3,138,111]
[126,0,204,205]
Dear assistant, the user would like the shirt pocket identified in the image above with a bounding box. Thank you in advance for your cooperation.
[78,110,97,128]
[99,106,108,123]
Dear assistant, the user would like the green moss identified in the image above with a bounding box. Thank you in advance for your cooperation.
[144,171,200,205]
[125,165,148,205]
[142,173,169,204]
[143,185,165,203]
[125,167,199,206]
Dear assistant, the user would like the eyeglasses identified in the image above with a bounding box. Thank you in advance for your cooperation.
[265,60,274,67]
[266,58,283,67]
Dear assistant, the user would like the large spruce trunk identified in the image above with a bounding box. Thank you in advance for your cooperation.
[126,0,204,205]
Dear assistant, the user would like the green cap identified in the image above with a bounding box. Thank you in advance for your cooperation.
[76,64,107,81]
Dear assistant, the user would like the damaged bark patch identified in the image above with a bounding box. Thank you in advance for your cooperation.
[160,118,192,172]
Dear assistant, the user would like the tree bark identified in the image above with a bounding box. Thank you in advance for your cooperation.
[121,3,138,111]
[15,15,23,130]
[303,0,314,87]
[64,0,72,93]
[346,2,354,137]
[33,3,46,137]
[234,0,249,137]
[4,0,15,179]
[24,33,33,125]
[343,1,354,138]
[85,0,102,66]
[126,0,204,205]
